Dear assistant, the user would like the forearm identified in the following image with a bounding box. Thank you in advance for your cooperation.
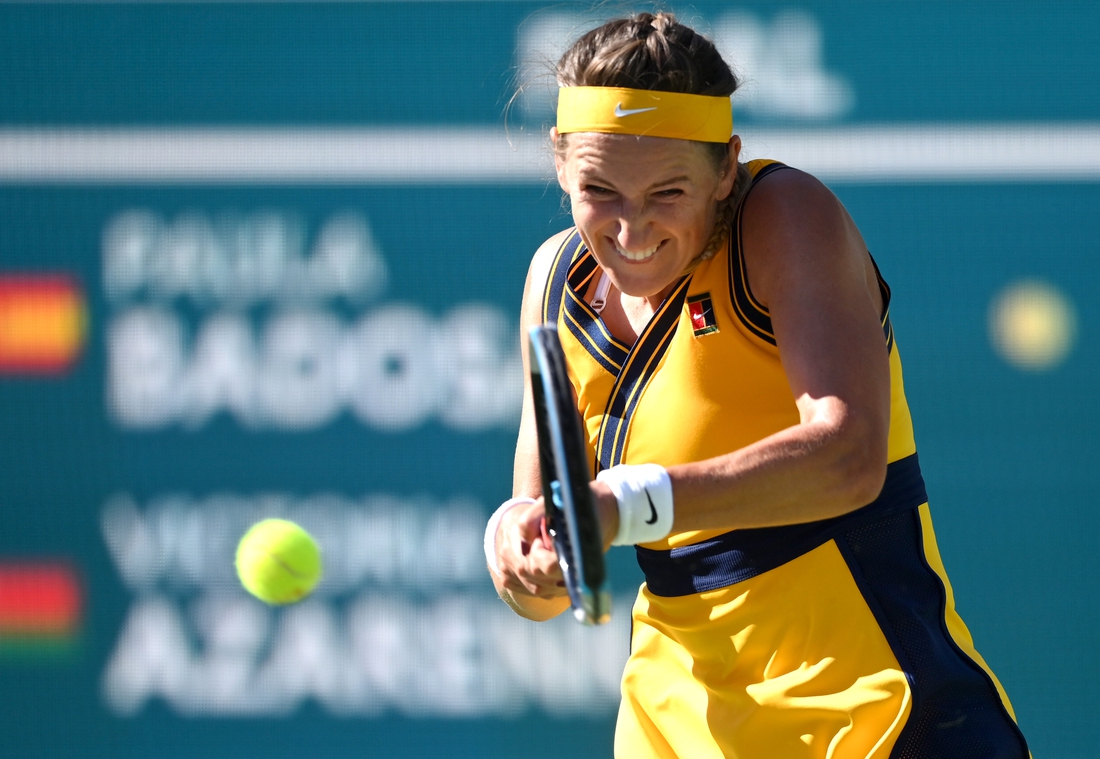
[665,415,887,534]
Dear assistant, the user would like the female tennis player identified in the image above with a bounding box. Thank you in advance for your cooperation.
[485,12,1029,758]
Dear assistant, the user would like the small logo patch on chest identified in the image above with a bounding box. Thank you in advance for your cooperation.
[687,293,719,337]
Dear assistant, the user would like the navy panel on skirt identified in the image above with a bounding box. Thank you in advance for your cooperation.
[637,453,928,596]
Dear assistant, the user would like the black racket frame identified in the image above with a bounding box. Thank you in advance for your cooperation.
[528,325,611,625]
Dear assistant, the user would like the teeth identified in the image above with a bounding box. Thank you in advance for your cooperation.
[615,243,659,261]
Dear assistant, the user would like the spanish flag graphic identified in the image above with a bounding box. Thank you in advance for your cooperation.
[0,275,86,374]
[0,562,83,659]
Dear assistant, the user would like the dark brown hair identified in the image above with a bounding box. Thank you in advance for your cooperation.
[555,12,750,257]
[557,12,736,97]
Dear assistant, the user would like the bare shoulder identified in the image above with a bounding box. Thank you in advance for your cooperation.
[743,167,845,225]
[739,167,869,309]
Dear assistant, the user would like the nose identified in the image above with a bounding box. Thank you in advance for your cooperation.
[615,199,650,251]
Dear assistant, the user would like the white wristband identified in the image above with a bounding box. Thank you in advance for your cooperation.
[596,464,674,546]
[484,497,536,577]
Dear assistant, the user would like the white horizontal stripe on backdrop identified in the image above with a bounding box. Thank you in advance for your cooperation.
[1,124,1099,183]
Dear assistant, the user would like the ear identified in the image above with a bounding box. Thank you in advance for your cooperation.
[550,127,569,191]
[716,135,742,200]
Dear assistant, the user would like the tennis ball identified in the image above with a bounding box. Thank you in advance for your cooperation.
[235,519,322,604]
[989,280,1077,370]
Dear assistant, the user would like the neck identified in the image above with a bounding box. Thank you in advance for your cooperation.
[622,284,672,325]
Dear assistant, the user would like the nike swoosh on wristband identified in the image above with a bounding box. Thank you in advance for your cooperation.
[644,489,659,525]
[614,104,658,118]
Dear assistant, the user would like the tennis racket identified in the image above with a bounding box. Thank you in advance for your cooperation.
[528,324,611,625]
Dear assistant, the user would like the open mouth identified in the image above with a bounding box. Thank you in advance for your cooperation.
[614,242,659,262]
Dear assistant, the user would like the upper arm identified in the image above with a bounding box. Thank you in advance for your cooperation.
[513,228,574,498]
[741,170,891,476]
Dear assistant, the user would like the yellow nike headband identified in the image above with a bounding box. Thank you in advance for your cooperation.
[556,86,733,143]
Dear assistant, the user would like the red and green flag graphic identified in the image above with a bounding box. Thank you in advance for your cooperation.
[0,563,83,659]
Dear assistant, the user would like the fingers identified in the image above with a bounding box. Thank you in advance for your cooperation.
[539,516,553,549]
[496,498,566,599]
[505,533,563,597]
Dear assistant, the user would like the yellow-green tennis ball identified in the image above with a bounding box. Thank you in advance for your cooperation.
[235,519,322,604]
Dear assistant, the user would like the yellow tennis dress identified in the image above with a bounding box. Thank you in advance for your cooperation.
[541,161,1030,758]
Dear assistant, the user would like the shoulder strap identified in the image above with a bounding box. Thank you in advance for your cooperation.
[541,228,586,324]
[727,162,794,346]
[727,164,896,350]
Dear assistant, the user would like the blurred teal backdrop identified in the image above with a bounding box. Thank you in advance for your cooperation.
[0,2,1097,757]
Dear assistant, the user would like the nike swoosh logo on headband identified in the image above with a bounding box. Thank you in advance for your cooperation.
[614,104,658,118]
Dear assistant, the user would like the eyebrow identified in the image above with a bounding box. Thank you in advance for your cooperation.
[648,175,692,190]
[580,172,694,191]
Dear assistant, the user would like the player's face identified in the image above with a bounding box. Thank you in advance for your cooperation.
[555,131,739,300]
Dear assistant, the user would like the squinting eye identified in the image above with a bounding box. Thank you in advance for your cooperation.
[655,189,683,198]
[584,185,613,196]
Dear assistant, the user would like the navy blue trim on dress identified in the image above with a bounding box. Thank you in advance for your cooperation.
[729,214,779,345]
[561,250,630,373]
[563,290,629,374]
[637,453,928,597]
[542,228,585,324]
[836,512,1030,757]
[869,252,895,353]
[727,162,790,346]
[750,161,791,185]
[728,166,896,352]
[596,276,692,471]
[568,250,599,290]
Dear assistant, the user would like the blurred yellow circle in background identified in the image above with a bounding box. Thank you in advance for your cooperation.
[989,280,1077,370]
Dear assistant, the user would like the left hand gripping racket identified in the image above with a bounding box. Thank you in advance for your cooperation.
[528,325,611,625]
